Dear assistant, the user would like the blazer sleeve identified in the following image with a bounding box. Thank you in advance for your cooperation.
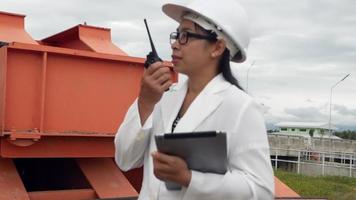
[183,101,275,200]
[114,99,153,171]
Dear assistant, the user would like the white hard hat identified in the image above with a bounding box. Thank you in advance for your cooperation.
[162,0,250,63]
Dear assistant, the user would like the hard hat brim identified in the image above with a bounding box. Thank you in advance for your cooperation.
[162,3,245,63]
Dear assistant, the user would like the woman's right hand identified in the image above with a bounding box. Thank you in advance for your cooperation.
[138,62,172,125]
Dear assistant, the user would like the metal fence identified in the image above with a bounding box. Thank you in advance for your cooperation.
[271,148,356,177]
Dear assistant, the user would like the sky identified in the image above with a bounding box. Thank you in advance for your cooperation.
[1,0,356,130]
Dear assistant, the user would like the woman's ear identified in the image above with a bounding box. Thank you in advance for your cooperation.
[211,39,226,59]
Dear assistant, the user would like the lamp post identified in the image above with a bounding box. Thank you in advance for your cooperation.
[246,60,256,93]
[328,73,350,136]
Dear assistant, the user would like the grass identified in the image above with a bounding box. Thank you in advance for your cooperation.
[274,169,356,200]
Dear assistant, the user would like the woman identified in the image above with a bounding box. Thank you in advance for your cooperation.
[115,0,274,199]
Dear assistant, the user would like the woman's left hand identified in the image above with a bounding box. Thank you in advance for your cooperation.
[151,151,191,187]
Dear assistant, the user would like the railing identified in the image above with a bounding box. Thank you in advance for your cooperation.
[271,148,356,177]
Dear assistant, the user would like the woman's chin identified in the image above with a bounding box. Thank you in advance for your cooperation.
[172,64,180,71]
[172,66,185,74]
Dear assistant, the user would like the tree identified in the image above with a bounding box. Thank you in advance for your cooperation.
[334,130,356,140]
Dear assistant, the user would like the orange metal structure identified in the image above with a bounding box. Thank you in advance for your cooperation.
[0,11,38,45]
[0,10,177,200]
[274,177,300,198]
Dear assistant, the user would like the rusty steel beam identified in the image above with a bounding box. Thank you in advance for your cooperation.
[0,136,115,158]
[77,158,138,199]
[28,189,97,200]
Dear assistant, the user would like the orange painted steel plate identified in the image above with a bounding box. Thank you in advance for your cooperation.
[1,42,143,135]
[0,46,6,133]
[77,158,138,199]
[274,177,300,198]
[122,167,143,193]
[28,189,97,200]
[0,158,30,200]
[0,11,38,44]
[0,136,114,158]
[41,24,128,55]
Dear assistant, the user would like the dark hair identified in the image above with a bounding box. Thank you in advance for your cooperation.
[218,48,244,90]
[194,23,244,90]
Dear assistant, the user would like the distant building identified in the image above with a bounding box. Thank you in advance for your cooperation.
[273,121,339,139]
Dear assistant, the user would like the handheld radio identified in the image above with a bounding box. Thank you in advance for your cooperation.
[143,19,162,68]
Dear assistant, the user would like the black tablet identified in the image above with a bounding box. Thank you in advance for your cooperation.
[155,131,227,190]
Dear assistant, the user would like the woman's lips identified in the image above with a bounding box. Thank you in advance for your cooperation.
[171,55,182,65]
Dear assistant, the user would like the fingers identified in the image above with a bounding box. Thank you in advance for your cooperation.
[146,62,166,75]
[151,152,177,179]
[143,62,172,92]
[155,72,171,84]
[137,62,172,118]
[160,79,173,91]
[151,151,186,175]
[151,151,191,186]
[141,75,171,94]
[147,63,171,80]
[152,151,175,164]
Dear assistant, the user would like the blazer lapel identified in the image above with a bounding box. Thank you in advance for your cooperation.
[160,81,188,133]
[174,74,230,133]
[173,93,222,133]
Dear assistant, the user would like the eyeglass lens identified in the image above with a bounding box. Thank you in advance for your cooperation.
[170,32,188,45]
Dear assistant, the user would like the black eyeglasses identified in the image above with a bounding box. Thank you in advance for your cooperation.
[170,31,216,45]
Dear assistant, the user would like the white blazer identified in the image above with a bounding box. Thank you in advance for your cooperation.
[115,74,274,200]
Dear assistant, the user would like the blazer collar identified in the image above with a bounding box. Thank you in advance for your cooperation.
[160,73,231,133]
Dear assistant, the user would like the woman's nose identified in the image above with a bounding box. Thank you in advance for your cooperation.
[171,39,179,50]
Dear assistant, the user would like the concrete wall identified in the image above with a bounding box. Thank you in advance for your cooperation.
[268,134,356,155]
[300,162,355,177]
